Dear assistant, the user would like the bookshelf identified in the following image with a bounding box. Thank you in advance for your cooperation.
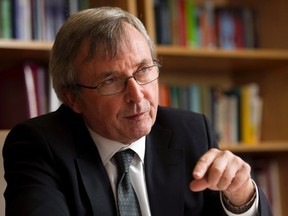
[0,40,50,66]
[0,0,288,215]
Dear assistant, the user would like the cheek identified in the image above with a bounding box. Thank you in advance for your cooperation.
[98,104,118,121]
[148,82,159,106]
[77,94,114,121]
[82,100,119,134]
[89,99,117,121]
[146,83,159,121]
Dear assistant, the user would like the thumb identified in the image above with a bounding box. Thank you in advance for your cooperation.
[189,178,210,192]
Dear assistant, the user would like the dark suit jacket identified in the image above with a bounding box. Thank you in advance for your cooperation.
[3,105,272,216]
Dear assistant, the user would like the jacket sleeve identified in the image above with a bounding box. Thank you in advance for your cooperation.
[3,123,70,216]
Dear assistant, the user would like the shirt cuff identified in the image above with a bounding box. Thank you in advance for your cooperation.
[220,179,259,216]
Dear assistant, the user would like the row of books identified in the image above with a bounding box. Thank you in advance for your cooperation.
[0,0,89,41]
[0,63,61,129]
[159,83,263,145]
[154,0,257,49]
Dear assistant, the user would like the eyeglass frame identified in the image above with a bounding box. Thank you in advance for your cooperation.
[75,60,160,96]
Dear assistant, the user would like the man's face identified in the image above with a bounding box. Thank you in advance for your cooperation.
[67,24,159,144]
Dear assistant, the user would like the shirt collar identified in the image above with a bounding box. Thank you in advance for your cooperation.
[87,126,146,166]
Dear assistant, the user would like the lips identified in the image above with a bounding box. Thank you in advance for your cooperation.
[125,111,145,119]
[122,103,150,119]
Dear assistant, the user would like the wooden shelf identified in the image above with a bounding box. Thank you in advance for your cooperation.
[220,142,288,153]
[2,40,288,71]
[0,39,52,65]
[157,45,288,73]
[0,39,52,50]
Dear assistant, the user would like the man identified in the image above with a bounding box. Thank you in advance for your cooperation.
[3,7,272,216]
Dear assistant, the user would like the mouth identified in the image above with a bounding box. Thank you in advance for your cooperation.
[125,112,146,120]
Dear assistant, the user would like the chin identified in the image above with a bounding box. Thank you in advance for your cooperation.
[132,126,151,139]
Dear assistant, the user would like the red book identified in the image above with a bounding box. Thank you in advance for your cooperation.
[178,0,187,46]
[233,9,245,48]
[159,84,170,107]
[0,64,40,129]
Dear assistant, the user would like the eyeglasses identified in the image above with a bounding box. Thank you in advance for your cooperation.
[76,63,159,96]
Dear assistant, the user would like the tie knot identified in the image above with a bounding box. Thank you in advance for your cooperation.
[113,149,135,174]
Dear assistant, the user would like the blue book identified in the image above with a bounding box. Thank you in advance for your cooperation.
[188,84,201,113]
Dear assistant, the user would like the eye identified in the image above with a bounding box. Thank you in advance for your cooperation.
[101,77,119,85]
[137,66,150,74]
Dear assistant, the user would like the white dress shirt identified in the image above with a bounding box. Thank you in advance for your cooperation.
[87,127,258,216]
[87,127,151,215]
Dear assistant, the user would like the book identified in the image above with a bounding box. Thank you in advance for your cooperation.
[168,0,179,45]
[0,65,32,129]
[169,86,181,108]
[54,0,66,35]
[1,0,12,38]
[12,0,32,40]
[154,0,171,44]
[213,86,239,144]
[199,1,216,48]
[0,63,51,129]
[185,0,198,47]
[179,86,189,110]
[178,0,187,46]
[215,8,236,49]
[24,63,39,118]
[159,84,171,107]
[242,8,257,48]
[34,65,49,115]
[44,0,57,41]
[68,0,79,15]
[240,83,262,145]
[200,84,212,120]
[233,9,245,48]
[226,87,241,142]
[188,84,201,113]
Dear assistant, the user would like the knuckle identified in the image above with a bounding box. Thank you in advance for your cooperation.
[199,156,208,163]
[210,148,220,154]
[223,172,233,181]
[210,165,222,175]
[222,149,233,157]
[242,162,251,174]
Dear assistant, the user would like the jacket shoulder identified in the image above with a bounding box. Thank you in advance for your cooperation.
[156,106,208,127]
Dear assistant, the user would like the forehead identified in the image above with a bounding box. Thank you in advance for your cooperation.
[75,23,152,81]
[77,23,151,64]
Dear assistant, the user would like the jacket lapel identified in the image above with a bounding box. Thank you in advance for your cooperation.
[75,158,116,216]
[145,123,185,215]
[73,125,117,216]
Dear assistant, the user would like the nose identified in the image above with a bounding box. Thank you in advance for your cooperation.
[124,77,144,103]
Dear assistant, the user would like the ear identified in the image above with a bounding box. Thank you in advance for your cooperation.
[61,91,82,113]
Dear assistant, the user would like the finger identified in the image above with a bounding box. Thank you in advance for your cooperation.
[207,150,238,190]
[193,148,219,179]
[225,161,251,192]
[205,151,231,188]
[189,178,209,192]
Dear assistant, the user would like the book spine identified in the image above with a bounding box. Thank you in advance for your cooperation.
[1,0,12,38]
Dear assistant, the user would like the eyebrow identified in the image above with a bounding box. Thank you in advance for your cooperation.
[96,58,153,81]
